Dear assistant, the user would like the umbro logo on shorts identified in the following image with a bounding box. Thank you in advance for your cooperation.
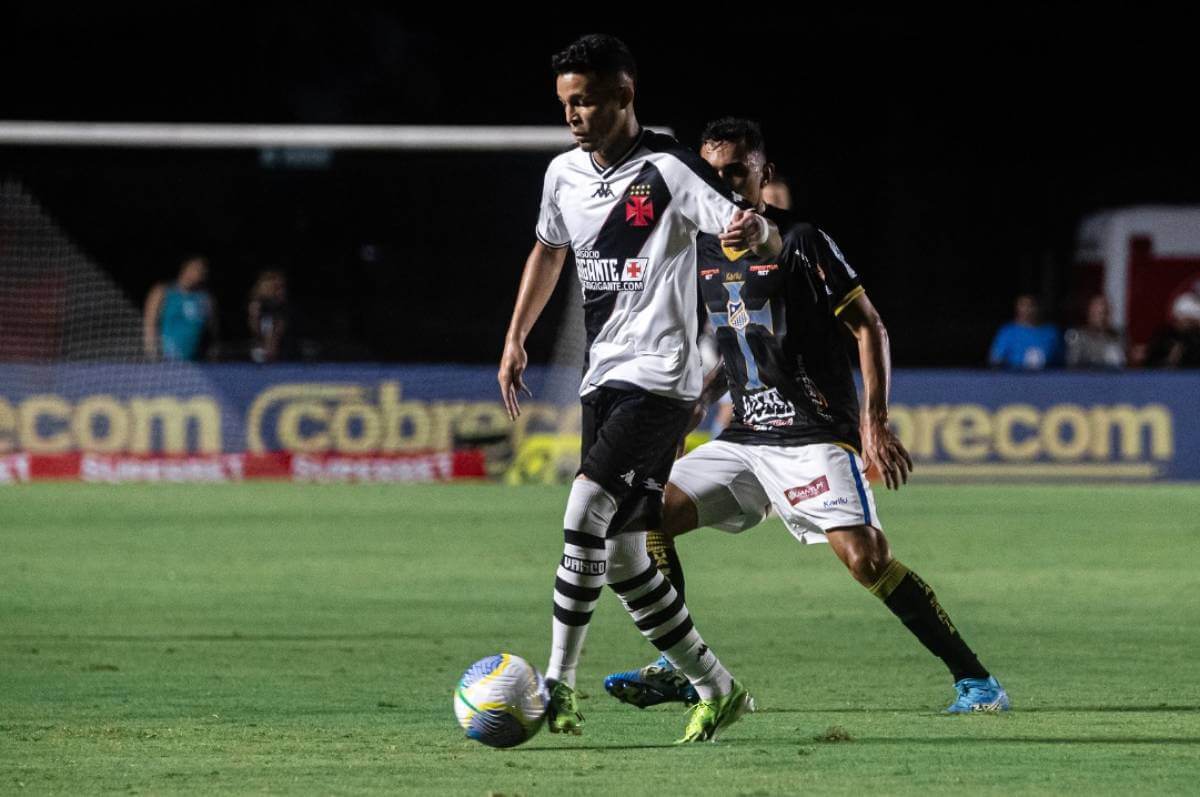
[785,475,830,506]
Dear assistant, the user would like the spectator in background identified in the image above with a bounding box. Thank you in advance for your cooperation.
[1065,294,1125,369]
[1143,291,1200,368]
[248,269,291,363]
[988,293,1062,370]
[143,254,216,361]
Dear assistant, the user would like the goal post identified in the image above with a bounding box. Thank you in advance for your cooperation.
[0,121,670,480]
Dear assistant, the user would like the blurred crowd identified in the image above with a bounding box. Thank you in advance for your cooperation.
[142,254,293,363]
[989,288,1200,371]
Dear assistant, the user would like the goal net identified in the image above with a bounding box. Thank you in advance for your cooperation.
[0,122,601,483]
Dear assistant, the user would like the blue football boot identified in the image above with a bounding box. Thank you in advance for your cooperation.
[604,655,700,708]
[946,675,1010,713]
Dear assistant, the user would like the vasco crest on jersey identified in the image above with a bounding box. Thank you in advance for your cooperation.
[625,183,654,227]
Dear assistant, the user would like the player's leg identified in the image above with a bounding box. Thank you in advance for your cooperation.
[824,523,1008,712]
[605,440,770,708]
[756,443,1008,712]
[644,483,698,601]
[593,394,754,740]
[606,529,754,743]
[544,474,617,734]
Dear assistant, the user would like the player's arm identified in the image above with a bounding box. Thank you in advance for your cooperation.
[665,151,781,258]
[839,293,913,490]
[720,210,782,259]
[683,361,730,435]
[499,241,569,419]
[142,283,165,359]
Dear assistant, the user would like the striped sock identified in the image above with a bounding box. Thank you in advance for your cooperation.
[606,533,732,700]
[545,479,616,687]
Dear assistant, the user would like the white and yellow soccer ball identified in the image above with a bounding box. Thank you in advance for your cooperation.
[453,653,549,748]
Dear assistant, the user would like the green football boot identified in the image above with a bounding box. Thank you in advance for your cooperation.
[675,680,755,743]
[547,680,584,735]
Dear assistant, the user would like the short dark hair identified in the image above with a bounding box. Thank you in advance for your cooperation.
[700,117,766,157]
[551,34,637,84]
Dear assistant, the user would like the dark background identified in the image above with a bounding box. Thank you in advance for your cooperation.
[1,7,1195,365]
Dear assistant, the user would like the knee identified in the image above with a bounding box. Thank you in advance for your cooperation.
[659,483,698,539]
[832,526,892,587]
[603,533,652,586]
[564,477,617,534]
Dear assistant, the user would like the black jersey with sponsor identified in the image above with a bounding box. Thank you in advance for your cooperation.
[698,206,864,449]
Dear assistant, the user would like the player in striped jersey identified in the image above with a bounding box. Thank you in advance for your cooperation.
[603,118,1009,715]
[499,36,783,743]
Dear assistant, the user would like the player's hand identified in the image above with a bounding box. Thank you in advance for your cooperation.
[719,209,768,250]
[862,418,913,490]
[498,340,533,420]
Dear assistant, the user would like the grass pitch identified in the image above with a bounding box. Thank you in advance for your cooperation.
[2,482,1199,795]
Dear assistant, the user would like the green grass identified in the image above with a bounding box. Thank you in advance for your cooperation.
[2,483,1199,795]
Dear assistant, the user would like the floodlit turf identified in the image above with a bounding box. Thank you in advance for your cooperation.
[2,482,1199,795]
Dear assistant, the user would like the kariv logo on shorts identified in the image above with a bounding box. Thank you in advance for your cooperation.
[784,475,830,505]
[576,249,650,292]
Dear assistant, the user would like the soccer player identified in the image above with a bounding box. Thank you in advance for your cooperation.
[603,118,1010,714]
[498,36,783,743]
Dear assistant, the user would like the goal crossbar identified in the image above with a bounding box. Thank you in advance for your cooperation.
[0,121,672,151]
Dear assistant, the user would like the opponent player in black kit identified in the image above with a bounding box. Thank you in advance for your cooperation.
[604,118,1010,714]
[498,39,784,742]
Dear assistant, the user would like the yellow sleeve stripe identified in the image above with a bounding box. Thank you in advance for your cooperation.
[833,285,866,316]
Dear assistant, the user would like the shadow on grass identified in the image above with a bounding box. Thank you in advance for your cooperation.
[764,705,1200,715]
[512,743,679,752]
[856,736,1200,745]
[5,633,430,643]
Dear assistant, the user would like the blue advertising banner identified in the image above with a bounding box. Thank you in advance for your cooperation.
[0,365,1196,481]
[886,371,1198,481]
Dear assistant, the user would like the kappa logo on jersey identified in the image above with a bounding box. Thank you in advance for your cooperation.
[625,184,654,226]
[741,387,797,428]
[785,475,830,505]
[591,181,614,199]
[621,469,636,486]
[577,256,651,292]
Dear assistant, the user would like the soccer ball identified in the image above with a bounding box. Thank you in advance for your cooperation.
[453,653,549,748]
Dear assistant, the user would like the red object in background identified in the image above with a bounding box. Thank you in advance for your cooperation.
[0,451,487,484]
[0,274,65,360]
[1074,208,1200,349]
[1126,236,1200,347]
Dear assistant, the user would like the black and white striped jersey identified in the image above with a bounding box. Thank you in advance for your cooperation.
[536,128,745,401]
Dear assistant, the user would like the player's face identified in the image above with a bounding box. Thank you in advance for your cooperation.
[700,140,769,207]
[556,72,624,153]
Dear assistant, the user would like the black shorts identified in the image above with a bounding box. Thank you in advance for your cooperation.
[578,383,694,536]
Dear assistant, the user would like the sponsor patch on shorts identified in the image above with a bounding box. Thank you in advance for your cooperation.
[784,475,830,505]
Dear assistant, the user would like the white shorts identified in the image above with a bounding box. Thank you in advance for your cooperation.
[669,439,881,545]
